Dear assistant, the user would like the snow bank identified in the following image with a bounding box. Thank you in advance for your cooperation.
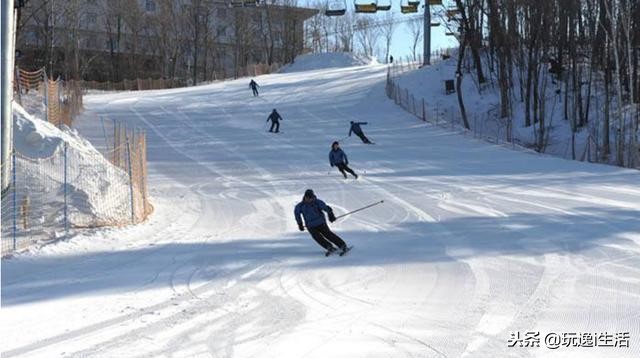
[393,53,636,165]
[279,52,375,73]
[12,103,131,229]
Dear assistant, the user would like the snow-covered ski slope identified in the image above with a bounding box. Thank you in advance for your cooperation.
[3,62,640,358]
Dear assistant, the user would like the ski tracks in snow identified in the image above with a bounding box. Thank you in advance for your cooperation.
[7,65,640,358]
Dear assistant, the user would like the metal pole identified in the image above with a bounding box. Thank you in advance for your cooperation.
[100,116,110,152]
[125,134,135,224]
[64,143,68,238]
[43,74,49,122]
[423,3,431,66]
[14,66,21,104]
[12,151,16,250]
[334,200,385,220]
[1,0,16,194]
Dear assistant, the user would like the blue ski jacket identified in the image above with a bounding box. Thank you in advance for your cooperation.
[267,111,282,123]
[294,198,333,228]
[329,148,348,166]
[349,122,368,136]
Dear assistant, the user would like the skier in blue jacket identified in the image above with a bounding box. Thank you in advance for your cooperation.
[294,189,349,256]
[267,109,282,133]
[329,141,358,179]
[249,79,259,96]
[349,121,373,144]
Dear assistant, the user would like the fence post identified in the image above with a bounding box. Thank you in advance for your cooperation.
[140,131,147,217]
[473,115,477,138]
[451,107,454,130]
[112,119,118,165]
[14,67,22,104]
[64,143,68,238]
[413,96,417,116]
[12,151,16,251]
[412,96,416,116]
[511,121,515,149]
[43,74,49,122]
[394,84,399,104]
[57,79,62,128]
[405,89,409,109]
[125,132,135,224]
[100,116,109,152]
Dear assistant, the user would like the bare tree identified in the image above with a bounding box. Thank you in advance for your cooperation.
[335,12,355,52]
[379,11,396,64]
[354,16,379,59]
[407,18,422,62]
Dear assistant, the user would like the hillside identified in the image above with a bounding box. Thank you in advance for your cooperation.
[2,54,639,358]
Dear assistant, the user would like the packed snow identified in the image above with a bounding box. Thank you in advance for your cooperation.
[8,104,130,231]
[393,54,639,166]
[2,55,640,358]
[279,52,374,73]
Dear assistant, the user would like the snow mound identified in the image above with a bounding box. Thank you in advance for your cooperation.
[12,104,131,228]
[279,52,375,73]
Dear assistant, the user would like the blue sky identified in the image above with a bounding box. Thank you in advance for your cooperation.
[299,1,458,61]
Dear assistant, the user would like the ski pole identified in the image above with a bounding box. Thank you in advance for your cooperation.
[334,200,384,220]
[300,200,384,229]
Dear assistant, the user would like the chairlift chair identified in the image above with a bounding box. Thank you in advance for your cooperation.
[325,0,347,16]
[400,3,418,13]
[231,0,258,7]
[446,7,461,18]
[355,0,379,13]
[376,0,391,11]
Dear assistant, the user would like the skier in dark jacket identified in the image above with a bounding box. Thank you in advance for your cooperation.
[294,189,349,256]
[349,121,373,144]
[249,79,260,96]
[329,141,358,179]
[267,109,282,133]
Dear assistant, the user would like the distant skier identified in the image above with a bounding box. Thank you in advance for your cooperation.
[295,189,350,256]
[349,121,373,144]
[249,79,260,96]
[267,108,282,133]
[329,141,358,179]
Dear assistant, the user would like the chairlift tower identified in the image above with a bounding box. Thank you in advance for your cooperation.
[423,0,442,66]
[2,0,16,194]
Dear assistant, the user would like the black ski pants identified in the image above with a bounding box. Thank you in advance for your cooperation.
[336,163,357,178]
[355,132,372,144]
[269,121,280,133]
[252,87,259,96]
[307,223,347,251]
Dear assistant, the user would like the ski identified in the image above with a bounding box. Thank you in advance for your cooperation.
[339,246,353,256]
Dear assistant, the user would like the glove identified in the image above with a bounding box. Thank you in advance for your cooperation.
[298,223,305,231]
[328,211,336,223]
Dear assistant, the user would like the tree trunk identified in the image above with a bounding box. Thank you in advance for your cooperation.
[456,42,470,130]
